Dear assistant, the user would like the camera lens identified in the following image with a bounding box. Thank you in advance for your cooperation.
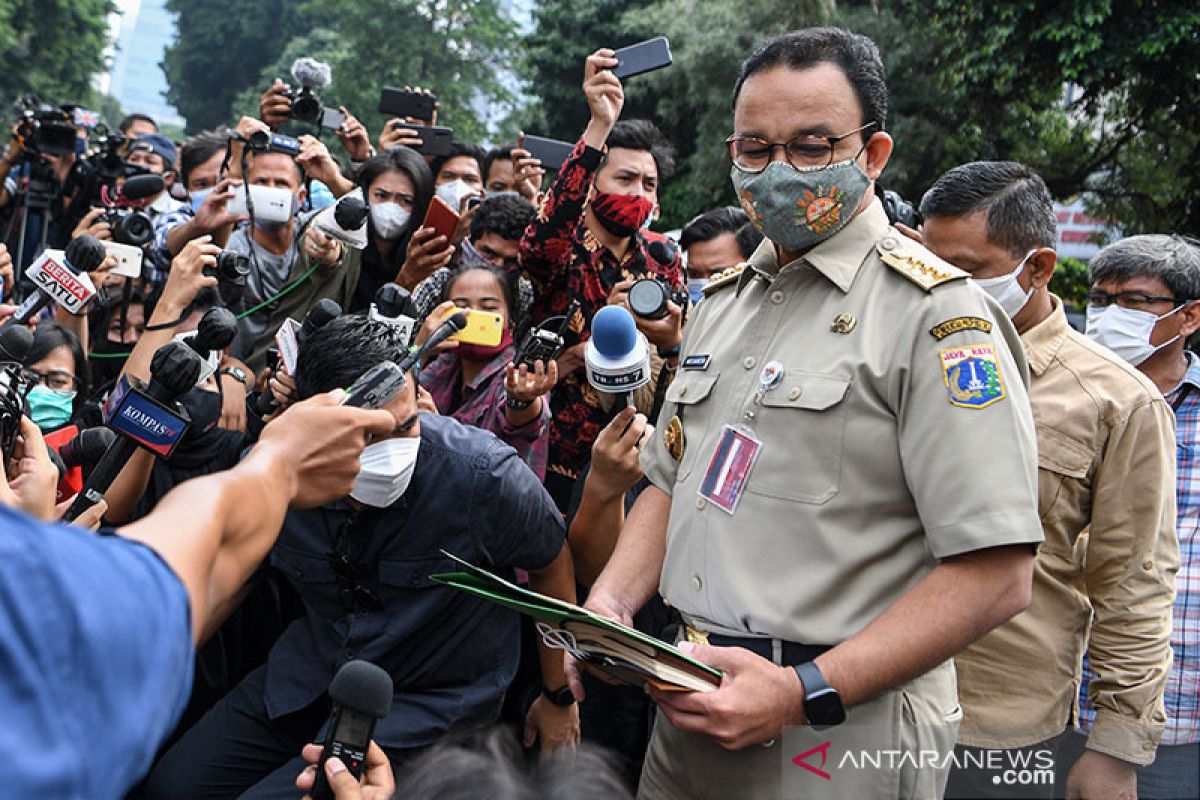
[628,278,670,320]
[114,211,154,248]
[292,92,321,125]
[216,251,250,286]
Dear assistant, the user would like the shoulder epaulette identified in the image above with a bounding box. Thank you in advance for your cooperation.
[702,263,747,296]
[876,230,968,291]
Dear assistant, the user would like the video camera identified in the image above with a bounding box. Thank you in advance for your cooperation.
[93,173,164,249]
[10,97,76,157]
[206,250,250,307]
[243,129,302,157]
[283,57,344,131]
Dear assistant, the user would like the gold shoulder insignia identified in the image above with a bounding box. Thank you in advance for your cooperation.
[702,263,747,296]
[876,230,968,292]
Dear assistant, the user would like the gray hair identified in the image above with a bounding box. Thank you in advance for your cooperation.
[1089,234,1200,301]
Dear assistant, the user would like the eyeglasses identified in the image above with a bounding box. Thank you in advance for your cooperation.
[726,122,878,173]
[1085,290,1188,311]
[20,368,80,393]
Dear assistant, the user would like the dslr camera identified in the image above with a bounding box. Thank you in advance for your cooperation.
[283,57,344,131]
[205,250,250,307]
[99,206,154,248]
[627,277,688,320]
[0,364,27,463]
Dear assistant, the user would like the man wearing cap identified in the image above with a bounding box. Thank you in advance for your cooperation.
[128,133,185,216]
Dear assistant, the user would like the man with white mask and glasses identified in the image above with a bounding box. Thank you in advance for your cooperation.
[147,314,580,798]
[918,161,1179,800]
[1076,234,1200,800]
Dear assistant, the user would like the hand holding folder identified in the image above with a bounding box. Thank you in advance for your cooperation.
[431,551,722,693]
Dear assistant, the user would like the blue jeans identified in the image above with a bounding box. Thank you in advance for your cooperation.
[1139,742,1199,800]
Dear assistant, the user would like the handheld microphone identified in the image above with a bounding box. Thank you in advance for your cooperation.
[369,283,418,344]
[309,660,393,800]
[185,307,238,359]
[314,188,369,250]
[647,237,678,266]
[396,311,467,373]
[257,299,342,415]
[5,236,105,325]
[0,324,33,363]
[585,305,650,410]
[59,426,116,475]
[63,341,203,521]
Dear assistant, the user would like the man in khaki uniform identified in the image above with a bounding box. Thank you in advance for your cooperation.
[568,28,1044,800]
[919,162,1178,800]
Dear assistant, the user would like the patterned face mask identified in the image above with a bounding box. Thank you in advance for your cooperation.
[730,157,871,252]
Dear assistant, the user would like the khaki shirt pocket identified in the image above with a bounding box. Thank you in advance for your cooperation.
[1035,423,1093,552]
[748,371,851,504]
[664,371,721,482]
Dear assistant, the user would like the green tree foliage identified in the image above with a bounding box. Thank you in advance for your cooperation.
[162,0,316,133]
[0,0,115,106]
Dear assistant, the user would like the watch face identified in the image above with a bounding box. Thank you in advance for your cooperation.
[807,687,846,727]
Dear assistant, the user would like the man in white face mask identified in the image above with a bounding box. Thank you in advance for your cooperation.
[920,161,1180,800]
[1079,234,1200,800]
[148,315,581,797]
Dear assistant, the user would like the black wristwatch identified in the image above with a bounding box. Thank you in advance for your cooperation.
[219,366,249,387]
[541,684,576,707]
[794,661,846,730]
[506,396,533,411]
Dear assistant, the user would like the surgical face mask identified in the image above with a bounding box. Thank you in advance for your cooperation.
[435,179,478,211]
[1085,303,1183,366]
[189,187,213,213]
[241,184,296,227]
[974,250,1035,318]
[459,237,495,269]
[27,385,75,431]
[350,436,420,507]
[730,157,871,252]
[370,202,411,241]
[687,277,708,305]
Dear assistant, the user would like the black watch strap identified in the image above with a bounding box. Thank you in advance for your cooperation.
[541,684,576,707]
[794,661,846,729]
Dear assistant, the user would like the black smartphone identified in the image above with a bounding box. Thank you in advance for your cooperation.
[398,124,454,157]
[612,37,673,80]
[522,134,574,171]
[341,361,406,409]
[378,87,438,121]
[320,106,346,131]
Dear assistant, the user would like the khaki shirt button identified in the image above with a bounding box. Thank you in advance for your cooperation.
[1143,560,1154,570]
[743,356,757,370]
[1143,741,1155,751]
[692,575,703,591]
[770,291,785,304]
[788,386,802,400]
[696,497,707,510]
[880,236,897,251]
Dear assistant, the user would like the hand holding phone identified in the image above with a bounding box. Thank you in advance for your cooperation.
[422,196,460,242]
[447,308,504,347]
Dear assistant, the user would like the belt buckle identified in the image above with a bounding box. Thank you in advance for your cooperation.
[685,626,710,646]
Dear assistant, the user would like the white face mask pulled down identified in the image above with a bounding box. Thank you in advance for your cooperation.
[973,250,1035,318]
[1085,303,1183,367]
[350,437,420,507]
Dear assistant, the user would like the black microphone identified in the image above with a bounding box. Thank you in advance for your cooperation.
[117,173,166,202]
[371,283,416,321]
[5,235,106,327]
[396,311,467,373]
[310,660,393,800]
[301,298,342,343]
[186,307,238,359]
[47,446,67,483]
[0,324,33,363]
[64,341,203,521]
[648,237,678,265]
[255,300,342,416]
[59,426,117,479]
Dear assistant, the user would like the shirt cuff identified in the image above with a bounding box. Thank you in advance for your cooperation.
[1085,709,1164,766]
[923,509,1044,559]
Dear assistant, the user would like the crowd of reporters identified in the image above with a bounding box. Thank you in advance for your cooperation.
[0,26,1196,800]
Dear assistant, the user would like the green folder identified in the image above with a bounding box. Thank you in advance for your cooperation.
[431,551,723,692]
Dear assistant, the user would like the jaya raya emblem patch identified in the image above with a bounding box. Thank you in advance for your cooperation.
[795,185,846,234]
[939,344,1006,409]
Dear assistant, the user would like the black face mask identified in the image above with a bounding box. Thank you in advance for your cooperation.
[88,338,134,388]
[179,387,221,440]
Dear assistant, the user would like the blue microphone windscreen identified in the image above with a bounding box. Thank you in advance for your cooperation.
[591,305,638,358]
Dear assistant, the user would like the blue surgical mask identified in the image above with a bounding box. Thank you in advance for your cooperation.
[189,187,213,213]
[27,385,75,431]
[687,277,708,305]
